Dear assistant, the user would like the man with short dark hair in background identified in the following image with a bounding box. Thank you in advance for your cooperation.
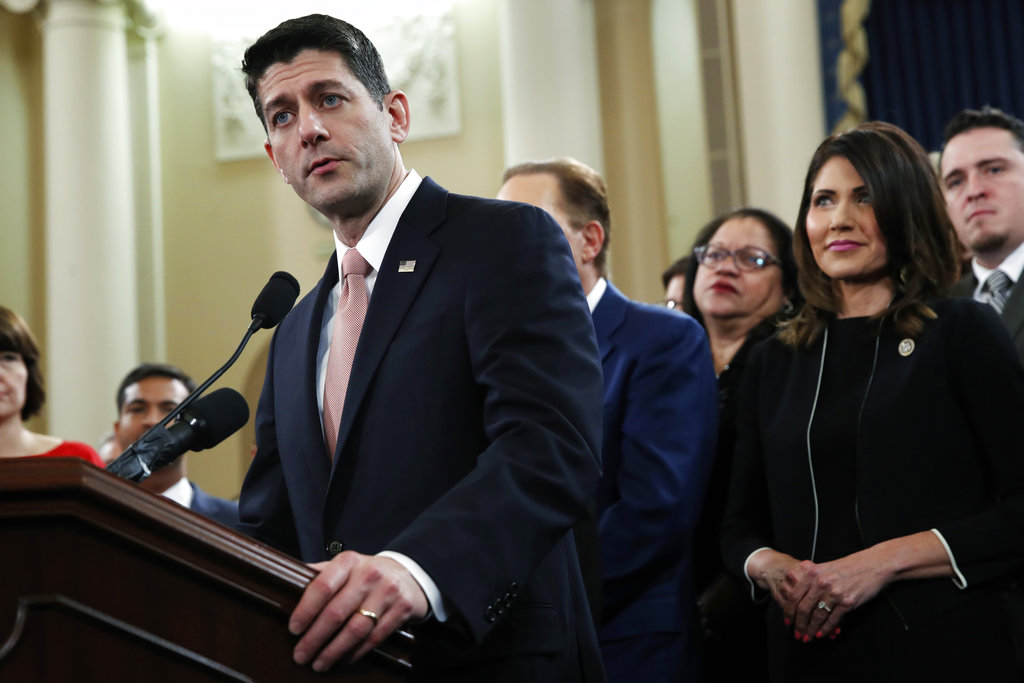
[498,157,718,682]
[111,362,239,526]
[941,106,1024,362]
[237,14,605,680]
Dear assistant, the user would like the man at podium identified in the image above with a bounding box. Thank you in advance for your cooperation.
[236,14,606,681]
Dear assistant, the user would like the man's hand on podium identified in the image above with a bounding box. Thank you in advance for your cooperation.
[289,552,428,672]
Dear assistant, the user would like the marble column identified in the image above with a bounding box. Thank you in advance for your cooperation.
[2,0,162,444]
[498,0,604,172]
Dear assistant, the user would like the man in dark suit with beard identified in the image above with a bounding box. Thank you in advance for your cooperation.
[941,107,1024,363]
[236,14,606,681]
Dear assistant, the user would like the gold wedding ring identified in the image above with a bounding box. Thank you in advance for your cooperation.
[358,608,379,625]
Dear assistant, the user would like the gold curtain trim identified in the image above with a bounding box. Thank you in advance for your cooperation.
[832,0,871,134]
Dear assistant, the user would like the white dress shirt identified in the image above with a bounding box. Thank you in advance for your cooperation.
[312,169,447,621]
[585,277,607,313]
[970,240,1024,303]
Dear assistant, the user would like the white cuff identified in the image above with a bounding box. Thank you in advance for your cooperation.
[743,547,772,601]
[930,529,967,589]
[378,551,448,622]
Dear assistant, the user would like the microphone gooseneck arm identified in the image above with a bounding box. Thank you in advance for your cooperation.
[148,324,257,436]
[107,271,299,482]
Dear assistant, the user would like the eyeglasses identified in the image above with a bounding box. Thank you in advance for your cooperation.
[693,245,780,272]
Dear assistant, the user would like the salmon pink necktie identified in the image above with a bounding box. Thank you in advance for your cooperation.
[323,248,371,458]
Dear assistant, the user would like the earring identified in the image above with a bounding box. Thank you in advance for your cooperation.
[780,299,795,314]
[899,266,909,286]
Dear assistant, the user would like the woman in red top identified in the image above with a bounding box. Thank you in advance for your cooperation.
[0,306,102,466]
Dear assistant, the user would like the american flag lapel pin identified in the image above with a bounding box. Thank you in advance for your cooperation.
[398,260,416,273]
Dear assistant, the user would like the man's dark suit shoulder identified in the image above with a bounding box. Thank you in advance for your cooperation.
[189,481,240,527]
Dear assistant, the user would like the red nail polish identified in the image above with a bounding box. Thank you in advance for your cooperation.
[784,617,791,626]
[816,631,823,638]
[803,634,811,643]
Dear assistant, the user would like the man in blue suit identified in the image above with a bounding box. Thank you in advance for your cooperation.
[110,363,239,527]
[499,158,718,682]
[236,15,606,681]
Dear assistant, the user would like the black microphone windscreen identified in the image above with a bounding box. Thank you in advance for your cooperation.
[250,271,300,329]
[185,387,250,450]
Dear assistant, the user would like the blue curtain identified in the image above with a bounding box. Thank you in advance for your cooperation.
[861,0,1024,151]
[817,0,846,133]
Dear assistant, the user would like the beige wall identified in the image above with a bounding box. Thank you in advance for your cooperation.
[732,0,826,224]
[0,11,46,433]
[0,14,43,321]
[595,0,669,305]
[1,1,826,496]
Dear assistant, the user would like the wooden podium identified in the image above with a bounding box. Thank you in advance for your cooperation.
[0,458,412,682]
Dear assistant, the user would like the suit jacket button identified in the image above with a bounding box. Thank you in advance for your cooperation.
[326,540,344,556]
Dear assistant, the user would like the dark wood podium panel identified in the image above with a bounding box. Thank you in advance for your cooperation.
[0,458,411,682]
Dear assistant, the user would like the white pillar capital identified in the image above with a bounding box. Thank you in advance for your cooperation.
[0,0,40,13]
[2,0,164,37]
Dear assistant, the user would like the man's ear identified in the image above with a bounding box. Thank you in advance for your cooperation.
[580,221,605,264]
[112,420,124,450]
[384,90,411,144]
[264,141,290,184]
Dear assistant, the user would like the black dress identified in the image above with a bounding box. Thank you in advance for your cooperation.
[694,322,773,681]
[722,304,1024,682]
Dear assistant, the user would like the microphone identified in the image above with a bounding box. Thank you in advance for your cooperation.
[249,271,301,332]
[107,388,250,482]
[107,272,300,482]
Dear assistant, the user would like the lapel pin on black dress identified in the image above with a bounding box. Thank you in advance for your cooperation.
[898,338,915,357]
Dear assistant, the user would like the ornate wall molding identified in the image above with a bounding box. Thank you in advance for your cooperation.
[211,8,461,162]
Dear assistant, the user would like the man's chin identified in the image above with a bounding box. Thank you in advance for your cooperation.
[969,232,1007,258]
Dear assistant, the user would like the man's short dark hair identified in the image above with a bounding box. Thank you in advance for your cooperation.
[241,14,391,132]
[502,158,612,276]
[941,106,1024,164]
[116,363,196,414]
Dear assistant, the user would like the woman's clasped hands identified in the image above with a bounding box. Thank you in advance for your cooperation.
[751,547,894,644]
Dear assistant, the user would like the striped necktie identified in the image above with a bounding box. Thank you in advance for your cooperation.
[984,269,1012,314]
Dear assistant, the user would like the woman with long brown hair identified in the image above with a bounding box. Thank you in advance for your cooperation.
[721,122,1024,680]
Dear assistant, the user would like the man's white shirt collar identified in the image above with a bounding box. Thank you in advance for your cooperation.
[332,170,423,289]
[161,476,194,508]
[972,239,1024,295]
[586,277,607,313]
[318,170,423,408]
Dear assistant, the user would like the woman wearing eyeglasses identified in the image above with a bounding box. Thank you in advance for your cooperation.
[681,207,799,681]
[721,122,1024,681]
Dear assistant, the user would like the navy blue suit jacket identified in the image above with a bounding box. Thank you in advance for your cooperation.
[189,481,239,528]
[591,283,717,664]
[238,179,606,681]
